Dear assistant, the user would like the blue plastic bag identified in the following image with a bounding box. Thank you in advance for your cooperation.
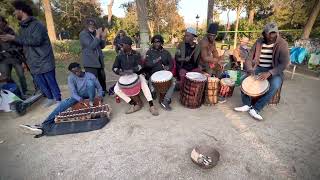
[290,47,308,64]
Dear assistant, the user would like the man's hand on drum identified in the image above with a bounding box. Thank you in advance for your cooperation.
[257,72,271,80]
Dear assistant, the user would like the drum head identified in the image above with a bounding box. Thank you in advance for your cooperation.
[150,70,173,83]
[241,76,269,97]
[186,72,207,82]
[118,73,138,85]
[221,78,235,86]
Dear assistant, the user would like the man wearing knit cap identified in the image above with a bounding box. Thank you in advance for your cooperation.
[199,23,224,77]
[234,22,290,121]
[175,27,201,89]
[112,36,159,116]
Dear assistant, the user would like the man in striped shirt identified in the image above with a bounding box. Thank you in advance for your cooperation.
[234,22,290,121]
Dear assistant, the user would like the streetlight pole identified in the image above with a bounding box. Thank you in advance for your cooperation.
[196,14,200,31]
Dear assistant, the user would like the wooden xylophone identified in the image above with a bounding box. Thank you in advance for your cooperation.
[54,104,111,123]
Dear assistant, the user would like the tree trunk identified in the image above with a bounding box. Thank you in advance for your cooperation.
[207,0,214,27]
[147,21,155,37]
[43,0,57,42]
[302,0,320,39]
[233,4,241,49]
[248,9,254,24]
[107,0,114,26]
[136,0,150,57]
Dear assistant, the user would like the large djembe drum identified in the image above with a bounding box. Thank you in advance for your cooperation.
[118,73,141,97]
[180,72,207,108]
[241,76,270,104]
[150,70,173,102]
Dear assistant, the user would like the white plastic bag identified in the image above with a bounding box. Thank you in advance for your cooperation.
[0,90,22,112]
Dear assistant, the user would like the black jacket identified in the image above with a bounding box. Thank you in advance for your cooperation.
[145,47,173,79]
[112,50,142,75]
[14,17,55,75]
[0,26,23,64]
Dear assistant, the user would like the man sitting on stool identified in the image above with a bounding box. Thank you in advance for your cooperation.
[113,36,159,116]
[145,35,175,110]
[234,22,289,120]
[19,62,104,135]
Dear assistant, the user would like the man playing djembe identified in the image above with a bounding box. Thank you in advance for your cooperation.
[112,36,159,116]
[234,23,290,120]
[144,35,175,111]
[175,27,201,89]
[199,23,224,77]
[19,63,104,135]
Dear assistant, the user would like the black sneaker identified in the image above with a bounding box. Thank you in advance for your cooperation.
[160,100,172,111]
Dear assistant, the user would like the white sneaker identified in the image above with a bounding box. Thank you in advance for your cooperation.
[234,105,251,112]
[19,125,43,135]
[248,108,263,121]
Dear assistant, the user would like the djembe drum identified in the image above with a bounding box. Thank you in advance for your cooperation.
[241,75,270,104]
[219,78,235,97]
[150,70,173,102]
[180,72,207,108]
[205,77,220,105]
[118,73,141,97]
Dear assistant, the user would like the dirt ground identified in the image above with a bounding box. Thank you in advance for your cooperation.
[0,71,320,180]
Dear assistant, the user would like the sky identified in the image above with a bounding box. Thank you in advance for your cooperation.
[100,0,240,26]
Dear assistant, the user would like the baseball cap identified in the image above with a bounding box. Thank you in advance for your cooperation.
[186,27,197,37]
[263,22,279,34]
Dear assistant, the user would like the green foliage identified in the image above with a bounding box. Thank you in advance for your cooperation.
[52,40,81,60]
[51,0,103,39]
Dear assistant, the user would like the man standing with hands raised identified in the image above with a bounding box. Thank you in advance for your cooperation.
[80,18,108,95]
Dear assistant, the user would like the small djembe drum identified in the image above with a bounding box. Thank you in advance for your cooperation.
[241,75,270,104]
[205,77,220,105]
[219,78,235,97]
[180,72,207,109]
[150,70,173,102]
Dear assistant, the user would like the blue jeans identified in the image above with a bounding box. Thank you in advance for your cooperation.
[41,80,97,134]
[78,79,96,102]
[33,69,61,101]
[41,97,78,133]
[241,66,282,112]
